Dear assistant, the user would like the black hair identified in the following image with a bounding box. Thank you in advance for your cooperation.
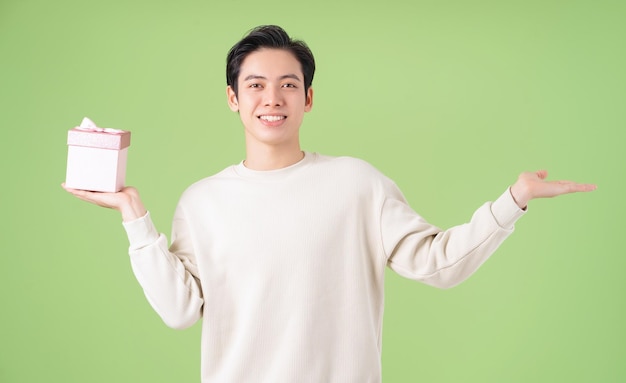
[226,25,315,98]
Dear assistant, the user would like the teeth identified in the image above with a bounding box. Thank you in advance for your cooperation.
[260,115,284,122]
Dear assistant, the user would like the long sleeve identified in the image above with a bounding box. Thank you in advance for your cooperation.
[382,188,525,289]
[123,209,204,329]
[116,153,528,382]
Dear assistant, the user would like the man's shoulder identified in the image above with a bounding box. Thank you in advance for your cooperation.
[310,153,402,204]
[313,152,373,169]
[178,164,239,200]
[313,153,387,179]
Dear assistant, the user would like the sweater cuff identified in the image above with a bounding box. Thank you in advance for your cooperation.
[490,187,526,229]
[122,211,160,250]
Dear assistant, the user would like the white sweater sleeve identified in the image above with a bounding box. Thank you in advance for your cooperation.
[382,188,525,288]
[123,209,204,329]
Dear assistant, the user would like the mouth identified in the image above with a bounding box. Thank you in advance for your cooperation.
[258,115,286,122]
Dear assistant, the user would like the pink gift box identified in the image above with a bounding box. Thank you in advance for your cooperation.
[65,124,131,192]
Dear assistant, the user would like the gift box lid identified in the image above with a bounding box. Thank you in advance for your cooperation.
[67,117,131,150]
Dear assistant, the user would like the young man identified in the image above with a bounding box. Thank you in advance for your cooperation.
[64,25,596,383]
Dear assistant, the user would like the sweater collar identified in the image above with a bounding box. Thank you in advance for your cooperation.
[233,151,316,180]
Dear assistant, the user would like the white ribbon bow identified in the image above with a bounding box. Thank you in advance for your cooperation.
[75,117,124,134]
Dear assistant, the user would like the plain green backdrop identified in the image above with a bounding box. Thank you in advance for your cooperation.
[1,0,624,382]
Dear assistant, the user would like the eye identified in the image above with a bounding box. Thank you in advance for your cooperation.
[282,83,297,88]
[249,83,262,88]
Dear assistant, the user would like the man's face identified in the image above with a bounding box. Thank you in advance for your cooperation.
[227,48,313,151]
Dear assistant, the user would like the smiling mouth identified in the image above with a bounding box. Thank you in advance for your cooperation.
[258,115,286,122]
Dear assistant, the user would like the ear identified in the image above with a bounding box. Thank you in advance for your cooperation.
[304,87,314,112]
[227,85,239,112]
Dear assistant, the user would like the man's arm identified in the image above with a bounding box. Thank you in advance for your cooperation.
[62,184,204,329]
[383,170,596,289]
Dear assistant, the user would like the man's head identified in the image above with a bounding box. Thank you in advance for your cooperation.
[226,25,315,98]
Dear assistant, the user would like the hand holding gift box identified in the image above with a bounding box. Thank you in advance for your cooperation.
[65,117,131,192]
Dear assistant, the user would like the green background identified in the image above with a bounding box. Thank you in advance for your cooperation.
[1,0,624,382]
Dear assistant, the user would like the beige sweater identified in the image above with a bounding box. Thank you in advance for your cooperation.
[123,152,525,383]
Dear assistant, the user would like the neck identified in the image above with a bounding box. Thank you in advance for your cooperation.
[243,145,305,171]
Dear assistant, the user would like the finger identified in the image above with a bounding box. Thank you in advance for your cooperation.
[62,183,89,196]
[571,182,597,192]
[536,170,548,180]
[68,189,100,203]
[120,186,139,198]
[552,181,597,195]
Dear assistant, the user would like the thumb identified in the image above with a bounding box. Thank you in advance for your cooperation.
[536,170,548,180]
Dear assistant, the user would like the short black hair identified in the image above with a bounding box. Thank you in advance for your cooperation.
[226,25,315,98]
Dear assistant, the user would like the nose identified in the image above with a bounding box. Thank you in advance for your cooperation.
[264,85,284,106]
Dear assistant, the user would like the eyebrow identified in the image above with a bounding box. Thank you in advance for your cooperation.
[243,74,302,82]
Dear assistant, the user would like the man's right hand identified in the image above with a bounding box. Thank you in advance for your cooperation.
[62,184,147,222]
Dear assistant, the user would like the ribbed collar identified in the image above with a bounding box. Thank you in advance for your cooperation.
[232,151,316,180]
